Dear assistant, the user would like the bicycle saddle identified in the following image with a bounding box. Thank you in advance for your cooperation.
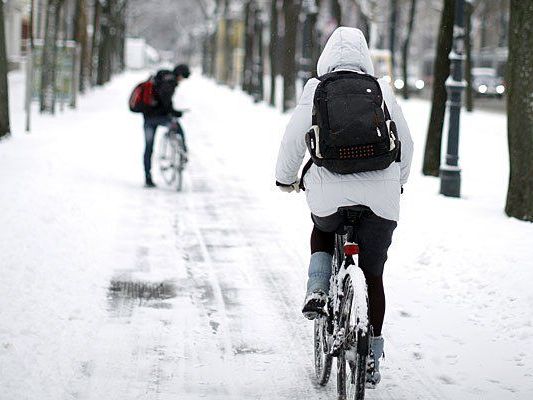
[337,205,372,231]
[337,205,371,213]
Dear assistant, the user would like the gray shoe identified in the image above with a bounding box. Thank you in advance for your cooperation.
[366,336,384,387]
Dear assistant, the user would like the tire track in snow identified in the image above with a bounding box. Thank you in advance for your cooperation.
[182,194,238,397]
[184,159,334,398]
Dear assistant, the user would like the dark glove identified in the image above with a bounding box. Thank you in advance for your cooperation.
[172,110,183,118]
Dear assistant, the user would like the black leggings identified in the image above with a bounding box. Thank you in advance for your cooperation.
[310,216,395,337]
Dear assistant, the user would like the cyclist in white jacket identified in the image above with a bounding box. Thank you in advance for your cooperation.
[275,27,413,386]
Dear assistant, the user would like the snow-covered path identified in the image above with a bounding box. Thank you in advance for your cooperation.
[1,72,532,400]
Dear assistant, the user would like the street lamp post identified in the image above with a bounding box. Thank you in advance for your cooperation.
[440,0,465,198]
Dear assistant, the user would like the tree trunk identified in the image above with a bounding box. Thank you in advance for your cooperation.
[29,0,35,49]
[269,0,279,106]
[209,29,217,78]
[498,1,509,48]
[505,0,533,221]
[50,0,63,109]
[58,0,68,41]
[40,0,63,114]
[74,0,89,93]
[114,1,127,74]
[282,0,301,112]
[220,0,233,86]
[0,0,10,138]
[355,2,370,45]
[118,23,126,72]
[479,2,488,48]
[312,0,322,68]
[401,0,416,100]
[331,0,341,26]
[422,0,455,177]
[200,0,211,78]
[89,0,101,86]
[301,2,319,83]
[464,0,473,111]
[223,19,233,86]
[242,1,254,94]
[202,34,210,76]
[215,19,225,82]
[208,0,223,79]
[389,0,398,71]
[253,5,264,102]
[96,1,111,85]
[39,1,54,112]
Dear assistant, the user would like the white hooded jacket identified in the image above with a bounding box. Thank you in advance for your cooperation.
[275,27,414,222]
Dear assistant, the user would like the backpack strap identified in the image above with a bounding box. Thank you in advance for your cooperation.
[382,100,402,162]
[299,158,314,191]
[305,75,327,189]
[383,100,391,121]
[312,75,326,126]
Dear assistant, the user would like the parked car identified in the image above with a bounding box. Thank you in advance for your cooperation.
[385,75,425,93]
[472,68,505,97]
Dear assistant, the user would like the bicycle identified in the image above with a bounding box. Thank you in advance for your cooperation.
[313,205,371,400]
[157,117,187,191]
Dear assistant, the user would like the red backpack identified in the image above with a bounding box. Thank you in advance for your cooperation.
[129,78,156,113]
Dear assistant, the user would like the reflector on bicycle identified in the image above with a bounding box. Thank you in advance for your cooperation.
[344,242,359,256]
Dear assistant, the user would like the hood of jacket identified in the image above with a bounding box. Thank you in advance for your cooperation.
[317,27,374,77]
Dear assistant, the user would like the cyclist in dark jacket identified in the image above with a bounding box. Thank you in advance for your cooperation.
[143,64,190,187]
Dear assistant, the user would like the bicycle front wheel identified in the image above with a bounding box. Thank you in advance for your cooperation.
[337,272,369,400]
[159,135,178,186]
[314,315,333,385]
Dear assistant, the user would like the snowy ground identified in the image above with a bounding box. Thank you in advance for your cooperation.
[1,70,532,400]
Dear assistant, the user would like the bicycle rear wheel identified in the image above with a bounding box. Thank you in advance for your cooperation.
[314,315,333,385]
[337,273,369,400]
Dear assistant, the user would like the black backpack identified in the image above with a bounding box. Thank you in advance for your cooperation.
[304,71,401,176]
